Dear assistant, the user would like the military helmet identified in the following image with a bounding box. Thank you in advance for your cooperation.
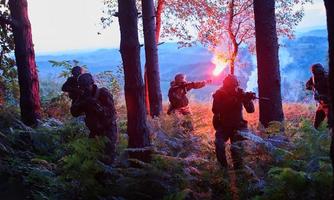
[78,73,94,88]
[223,74,239,88]
[175,73,186,83]
[311,63,325,75]
[72,66,84,77]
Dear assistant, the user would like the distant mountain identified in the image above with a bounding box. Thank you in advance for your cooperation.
[36,28,328,101]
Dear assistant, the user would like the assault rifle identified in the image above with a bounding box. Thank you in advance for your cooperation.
[245,92,270,101]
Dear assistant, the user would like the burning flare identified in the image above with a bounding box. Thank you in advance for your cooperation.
[211,54,228,76]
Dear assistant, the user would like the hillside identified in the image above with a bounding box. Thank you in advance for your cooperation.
[36,29,328,101]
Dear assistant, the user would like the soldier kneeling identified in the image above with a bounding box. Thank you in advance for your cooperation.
[212,75,255,169]
[306,63,331,129]
[71,73,118,163]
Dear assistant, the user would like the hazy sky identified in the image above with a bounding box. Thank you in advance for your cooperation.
[28,0,327,53]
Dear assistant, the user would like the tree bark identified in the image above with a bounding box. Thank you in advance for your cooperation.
[9,0,41,126]
[144,70,150,114]
[118,0,151,162]
[253,0,284,127]
[155,0,165,43]
[142,0,162,117]
[324,0,334,195]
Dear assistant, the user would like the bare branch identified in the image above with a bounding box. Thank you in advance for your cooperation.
[234,20,243,37]
[237,27,253,45]
[157,42,165,46]
[233,0,254,17]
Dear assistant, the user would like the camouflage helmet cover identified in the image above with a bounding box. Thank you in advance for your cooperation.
[78,73,94,88]
[223,74,239,88]
[311,63,325,74]
[175,73,186,83]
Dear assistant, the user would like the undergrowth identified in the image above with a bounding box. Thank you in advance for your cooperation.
[0,102,332,200]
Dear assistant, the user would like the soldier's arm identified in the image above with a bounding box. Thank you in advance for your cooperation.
[306,77,314,90]
[70,99,85,117]
[212,93,222,130]
[61,77,75,92]
[240,89,255,113]
[186,81,206,91]
[70,96,92,117]
[212,93,222,114]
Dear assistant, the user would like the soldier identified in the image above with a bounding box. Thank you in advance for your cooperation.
[71,73,118,163]
[306,63,331,129]
[212,75,255,169]
[62,66,84,103]
[167,73,211,115]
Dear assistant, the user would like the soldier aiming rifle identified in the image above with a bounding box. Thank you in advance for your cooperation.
[71,73,118,163]
[306,63,332,129]
[167,73,212,115]
[212,74,256,169]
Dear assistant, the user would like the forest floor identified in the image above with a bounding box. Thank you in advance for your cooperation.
[0,102,332,200]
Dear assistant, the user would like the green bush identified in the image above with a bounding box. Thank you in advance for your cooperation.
[59,136,109,199]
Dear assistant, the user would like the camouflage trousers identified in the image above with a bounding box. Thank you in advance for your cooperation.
[167,105,191,115]
[215,128,246,170]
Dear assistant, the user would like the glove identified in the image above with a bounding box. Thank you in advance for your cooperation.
[244,92,256,101]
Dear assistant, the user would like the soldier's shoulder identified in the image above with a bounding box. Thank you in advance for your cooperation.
[65,76,78,84]
[99,87,113,97]
[97,88,113,101]
[213,87,225,98]
[67,76,77,81]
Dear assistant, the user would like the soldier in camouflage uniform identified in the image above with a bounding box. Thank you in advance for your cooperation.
[62,66,85,103]
[306,63,331,129]
[212,75,255,169]
[167,73,211,115]
[71,73,118,163]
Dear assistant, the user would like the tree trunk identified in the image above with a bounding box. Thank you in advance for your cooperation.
[142,0,162,117]
[118,0,151,162]
[144,70,150,114]
[9,0,41,126]
[229,46,238,75]
[155,0,165,43]
[254,0,284,127]
[227,0,238,75]
[144,0,164,116]
[324,0,334,194]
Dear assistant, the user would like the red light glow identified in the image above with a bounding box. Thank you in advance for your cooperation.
[212,54,228,76]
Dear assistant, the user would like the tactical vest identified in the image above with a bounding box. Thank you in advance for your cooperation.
[212,88,247,129]
[168,84,189,109]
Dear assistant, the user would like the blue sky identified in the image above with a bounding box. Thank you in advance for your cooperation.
[28,0,327,53]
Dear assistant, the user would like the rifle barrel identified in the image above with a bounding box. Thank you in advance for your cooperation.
[256,97,270,101]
